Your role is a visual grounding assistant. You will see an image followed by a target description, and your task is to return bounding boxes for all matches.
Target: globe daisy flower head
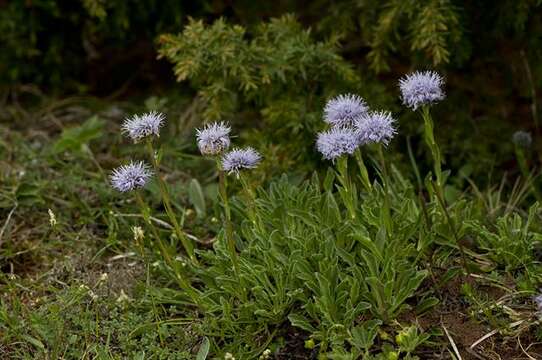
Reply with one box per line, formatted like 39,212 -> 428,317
324,94 -> 369,127
355,110 -> 397,146
316,127 -> 360,161
121,111 -> 165,142
399,71 -> 445,110
196,122 -> 231,156
512,130 -> 532,148
222,147 -> 262,174
110,161 -> 153,192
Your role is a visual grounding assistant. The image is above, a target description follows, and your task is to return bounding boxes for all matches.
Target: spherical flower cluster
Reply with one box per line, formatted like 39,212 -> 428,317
196,122 -> 231,156
512,130 -> 532,148
122,111 -> 165,142
324,94 -> 369,127
355,111 -> 396,146
110,161 -> 153,192
222,147 -> 262,174
316,127 -> 360,160
399,71 -> 445,110
535,292 -> 542,312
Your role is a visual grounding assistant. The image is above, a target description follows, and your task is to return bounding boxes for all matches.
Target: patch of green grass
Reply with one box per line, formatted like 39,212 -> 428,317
0,95 -> 209,358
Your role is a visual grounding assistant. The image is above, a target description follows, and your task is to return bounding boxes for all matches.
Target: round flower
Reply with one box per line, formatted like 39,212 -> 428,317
512,130 -> 532,148
399,71 -> 445,110
121,111 -> 165,142
324,94 -> 369,127
316,127 -> 359,160
196,122 -> 231,155
110,161 -> 153,192
222,147 -> 262,174
355,111 -> 396,145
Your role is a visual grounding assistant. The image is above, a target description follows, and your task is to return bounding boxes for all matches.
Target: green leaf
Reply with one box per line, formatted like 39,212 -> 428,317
188,178 -> 206,218
22,334 -> 45,350
15,182 -> 45,206
322,191 -> 341,225
350,320 -> 382,352
52,116 -> 104,154
288,313 -> 316,332
415,296 -> 439,315
196,337 -> 210,360
323,168 -> 335,192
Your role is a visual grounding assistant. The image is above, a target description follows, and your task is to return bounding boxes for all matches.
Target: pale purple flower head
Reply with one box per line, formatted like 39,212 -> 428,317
110,161 -> 153,192
324,94 -> 369,127
534,293 -> 542,312
316,127 -> 359,160
355,111 -> 397,145
512,131 -> 532,148
399,71 -> 445,110
122,111 -> 165,142
222,147 -> 261,174
196,122 -> 231,156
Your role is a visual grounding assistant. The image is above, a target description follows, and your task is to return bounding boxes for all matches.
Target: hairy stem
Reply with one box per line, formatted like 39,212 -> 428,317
145,139 -> 196,263
432,182 -> 469,273
336,156 -> 357,220
354,148 -> 372,192
134,191 -> 200,304
515,146 -> 542,202
377,144 -> 392,235
239,173 -> 257,224
217,163 -> 241,280
421,106 -> 443,188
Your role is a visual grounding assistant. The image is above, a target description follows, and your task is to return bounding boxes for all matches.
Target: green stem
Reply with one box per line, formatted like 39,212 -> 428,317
407,135 -> 432,245
145,139 -> 196,264
218,165 -> 241,279
239,173 -> 257,224
421,106 -> 443,188
354,148 -> 372,192
134,191 -> 200,304
515,147 -> 542,202
376,145 -> 392,235
406,136 -> 423,192
419,106 -> 469,271
336,156 -> 357,220
431,182 -> 469,273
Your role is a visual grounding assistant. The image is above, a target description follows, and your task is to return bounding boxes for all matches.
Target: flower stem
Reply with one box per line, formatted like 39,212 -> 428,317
420,107 -> 469,272
145,139 -> 196,264
217,163 -> 240,279
354,148 -> 372,192
432,183 -> 470,273
515,146 -> 542,202
134,191 -> 201,304
376,144 -> 392,235
239,173 -> 257,224
336,156 -> 357,220
421,106 -> 443,188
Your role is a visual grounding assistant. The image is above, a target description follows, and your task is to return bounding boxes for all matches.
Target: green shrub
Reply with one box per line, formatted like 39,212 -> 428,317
157,15 -> 368,171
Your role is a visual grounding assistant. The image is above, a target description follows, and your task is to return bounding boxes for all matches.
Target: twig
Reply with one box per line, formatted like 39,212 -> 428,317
115,213 -> 174,229
0,204 -> 17,246
518,334 -> 538,360
114,213 -> 209,243
109,252 -> 137,261
470,328 -> 498,350
470,320 -> 525,350
442,322 -> 463,360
